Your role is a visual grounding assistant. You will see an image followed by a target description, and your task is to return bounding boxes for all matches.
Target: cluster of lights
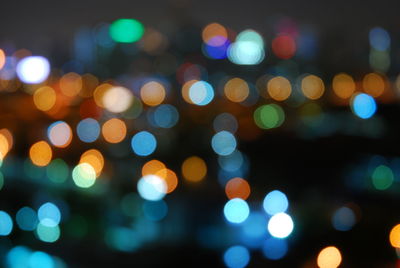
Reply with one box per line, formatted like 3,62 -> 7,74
0,16 -> 398,268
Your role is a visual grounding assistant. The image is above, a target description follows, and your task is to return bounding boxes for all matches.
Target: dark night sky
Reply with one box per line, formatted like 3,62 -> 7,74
1,0 -> 400,49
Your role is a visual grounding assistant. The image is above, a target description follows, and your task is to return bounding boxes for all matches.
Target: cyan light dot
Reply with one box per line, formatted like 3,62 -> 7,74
131,131 -> 157,156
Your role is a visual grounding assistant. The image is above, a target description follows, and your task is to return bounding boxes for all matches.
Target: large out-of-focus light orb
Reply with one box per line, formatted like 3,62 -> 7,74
29,141 -> 52,167
33,86 -> 56,111
301,75 -> 325,100
224,198 -> 250,224
152,104 -> 179,128
6,246 -> 31,267
211,131 -> 237,156
36,223 -> 60,243
371,164 -> 393,190
0,211 -> 13,236
16,206 -> 38,231
254,104 -> 285,129
272,35 -> 296,59
369,27 -> 390,51
110,19 -> 144,43
351,93 -> 377,119
103,86 -> 133,113
332,73 -> 356,99
267,212 -> 294,238
263,190 -> 289,216
72,163 -> 96,188
181,156 -> 207,182
16,56 -> 50,84
102,118 -> 127,143
223,245 -> 250,268
131,131 -> 157,156
332,206 -> 356,231
188,81 -> 214,106
38,202 -> 61,227
29,251 -> 54,268
80,149 -> 104,177
228,30 -> 264,65
317,246 -> 342,268
47,121 -> 72,148
77,118 -> 100,143
225,177 -> 250,200
137,174 -> 167,201
140,81 -> 166,106
389,223 -> 400,248
228,41 -> 264,65
267,76 -> 292,101
224,78 -> 249,103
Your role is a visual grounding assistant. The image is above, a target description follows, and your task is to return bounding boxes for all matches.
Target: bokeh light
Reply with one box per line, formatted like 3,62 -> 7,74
332,206 -> 356,231
28,251 -> 54,268
362,73 -> 385,97
371,164 -> 393,190
59,72 -> 82,97
155,168 -> 178,194
369,27 -> 390,51
263,190 -> 289,216
188,81 -> 214,106
77,118 -> 100,143
211,131 -> 237,156
103,86 -> 133,113
151,104 -> 179,128
224,78 -> 249,103
72,163 -> 96,188
102,118 -> 127,143
272,35 -> 296,59
80,149 -> 104,177
140,81 -> 166,106
202,23 -> 228,46
36,223 -> 60,243
332,73 -> 356,99
267,212 -> 294,238
29,141 -> 52,167
47,121 -> 73,148
213,113 -> 238,133
182,156 -> 207,182
38,202 -> 61,227
228,30 -> 265,65
225,177 -> 250,200
389,224 -> 400,248
131,131 -> 157,156
16,206 -> 38,231
16,56 -> 50,84
351,93 -> 377,119
317,246 -> 342,268
267,76 -> 292,101
301,75 -> 325,100
142,200 -> 168,221
224,198 -> 250,224
0,211 -> 13,236
33,86 -> 56,111
142,160 -> 166,177
254,104 -> 285,129
137,174 -> 167,201
223,245 -> 250,268
0,49 -> 5,70
110,18 -> 144,43
46,158 -> 69,183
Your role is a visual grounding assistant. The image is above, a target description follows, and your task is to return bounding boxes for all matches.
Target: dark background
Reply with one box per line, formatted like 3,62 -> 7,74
1,0 -> 400,267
